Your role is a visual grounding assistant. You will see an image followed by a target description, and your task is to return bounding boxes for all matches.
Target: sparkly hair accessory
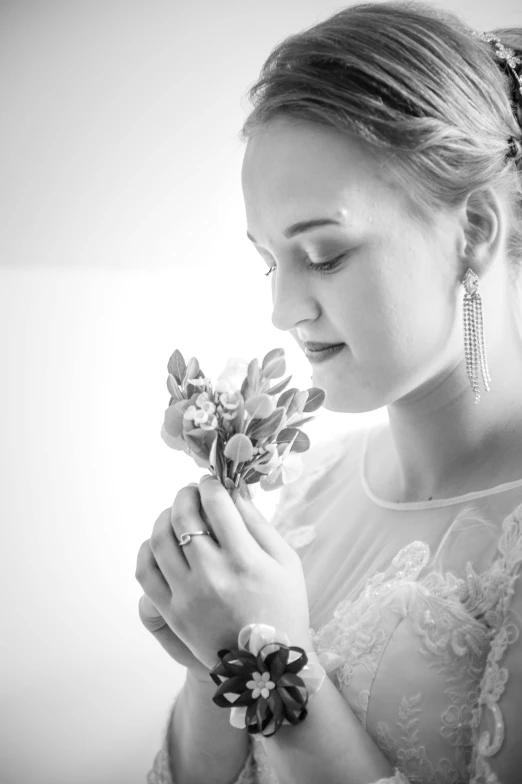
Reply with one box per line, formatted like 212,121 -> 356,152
209,623 -> 326,739
473,31 -> 522,158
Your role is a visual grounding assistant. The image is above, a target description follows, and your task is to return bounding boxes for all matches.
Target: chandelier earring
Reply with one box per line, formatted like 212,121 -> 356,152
463,268 -> 492,404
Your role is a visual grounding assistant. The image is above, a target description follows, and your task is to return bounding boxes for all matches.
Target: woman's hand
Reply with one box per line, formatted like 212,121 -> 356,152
135,475 -> 313,673
138,593 -> 212,681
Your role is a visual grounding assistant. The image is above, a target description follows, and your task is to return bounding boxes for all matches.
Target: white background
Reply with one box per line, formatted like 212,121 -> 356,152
1,1 -> 520,782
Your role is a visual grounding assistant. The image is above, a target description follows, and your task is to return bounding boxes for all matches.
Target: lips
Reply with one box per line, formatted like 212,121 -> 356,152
304,341 -> 344,351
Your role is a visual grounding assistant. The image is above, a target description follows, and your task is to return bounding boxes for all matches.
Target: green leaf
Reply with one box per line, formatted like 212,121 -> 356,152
247,358 -> 260,392
245,394 -> 275,419
287,415 -> 316,429
186,428 -> 207,439
262,356 -> 286,380
160,424 -> 186,451
246,406 -> 286,441
210,434 -> 226,482
209,434 -> 219,472
259,466 -> 285,491
277,388 -> 300,411
288,390 -> 308,418
243,469 -> 264,485
167,349 -> 186,385
266,374 -> 292,397
167,373 -> 185,401
187,428 -> 218,454
183,357 -> 200,388
186,382 -> 198,398
184,433 -> 206,456
303,387 -> 326,413
224,433 -> 254,463
261,347 -> 285,371
276,427 -> 311,453
163,400 -> 191,438
240,376 -> 250,401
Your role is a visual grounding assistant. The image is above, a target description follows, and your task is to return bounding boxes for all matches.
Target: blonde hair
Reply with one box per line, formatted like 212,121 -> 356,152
239,1 -> 522,284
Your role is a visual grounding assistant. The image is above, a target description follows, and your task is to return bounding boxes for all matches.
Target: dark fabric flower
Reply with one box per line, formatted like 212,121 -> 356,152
209,623 -> 326,739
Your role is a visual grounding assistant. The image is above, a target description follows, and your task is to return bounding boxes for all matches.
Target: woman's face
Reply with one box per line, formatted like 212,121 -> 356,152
241,117 -> 466,413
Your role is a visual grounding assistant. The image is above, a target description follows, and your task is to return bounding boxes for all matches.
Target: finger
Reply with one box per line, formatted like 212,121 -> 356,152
135,539 -> 173,615
198,475 -> 277,561
138,594 -> 168,633
166,486 -> 220,572
233,491 -> 293,564
171,484 -> 219,545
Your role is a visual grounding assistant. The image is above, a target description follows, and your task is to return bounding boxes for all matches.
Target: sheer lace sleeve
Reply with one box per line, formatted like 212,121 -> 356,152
468,514 -> 522,784
145,692 -> 258,783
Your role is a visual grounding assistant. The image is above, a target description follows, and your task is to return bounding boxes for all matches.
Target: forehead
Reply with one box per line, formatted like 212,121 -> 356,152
241,118 -> 398,232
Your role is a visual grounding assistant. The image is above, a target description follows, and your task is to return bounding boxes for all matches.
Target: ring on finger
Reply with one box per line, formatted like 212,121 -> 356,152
177,530 -> 212,547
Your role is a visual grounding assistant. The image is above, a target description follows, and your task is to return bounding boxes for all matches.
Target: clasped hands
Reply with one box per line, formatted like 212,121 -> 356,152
136,474 -> 313,676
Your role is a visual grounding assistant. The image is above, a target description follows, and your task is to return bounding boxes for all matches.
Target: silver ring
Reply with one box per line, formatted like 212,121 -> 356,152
178,530 -> 211,547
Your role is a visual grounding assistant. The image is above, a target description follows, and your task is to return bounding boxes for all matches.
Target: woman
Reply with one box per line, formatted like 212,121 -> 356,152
137,2 -> 522,782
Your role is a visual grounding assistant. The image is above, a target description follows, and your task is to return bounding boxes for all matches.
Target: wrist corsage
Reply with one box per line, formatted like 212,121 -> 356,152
209,623 -> 326,739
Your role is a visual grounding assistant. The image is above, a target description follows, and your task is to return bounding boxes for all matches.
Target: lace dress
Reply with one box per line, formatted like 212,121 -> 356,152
146,423 -> 522,784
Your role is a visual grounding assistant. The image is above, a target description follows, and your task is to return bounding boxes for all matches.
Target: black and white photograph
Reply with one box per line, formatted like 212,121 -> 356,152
1,1 -> 522,782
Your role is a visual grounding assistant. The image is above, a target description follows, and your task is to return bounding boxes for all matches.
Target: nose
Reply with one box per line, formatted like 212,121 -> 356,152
270,265 -> 319,332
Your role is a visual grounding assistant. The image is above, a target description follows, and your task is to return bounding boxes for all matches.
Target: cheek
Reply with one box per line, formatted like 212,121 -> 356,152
341,271 -> 446,365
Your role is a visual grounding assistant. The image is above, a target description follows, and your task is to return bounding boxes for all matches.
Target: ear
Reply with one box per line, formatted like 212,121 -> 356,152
460,187 -> 503,277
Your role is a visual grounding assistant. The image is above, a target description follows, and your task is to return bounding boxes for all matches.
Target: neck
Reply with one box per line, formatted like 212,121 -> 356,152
385,287 -> 522,503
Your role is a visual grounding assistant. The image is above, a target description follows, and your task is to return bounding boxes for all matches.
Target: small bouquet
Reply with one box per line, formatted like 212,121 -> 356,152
160,348 -> 325,499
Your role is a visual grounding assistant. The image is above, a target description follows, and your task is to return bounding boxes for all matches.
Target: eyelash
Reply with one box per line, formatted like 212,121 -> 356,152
263,254 -> 346,278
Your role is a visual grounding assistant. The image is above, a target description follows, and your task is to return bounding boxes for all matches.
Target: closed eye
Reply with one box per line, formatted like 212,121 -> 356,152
264,253 -> 347,278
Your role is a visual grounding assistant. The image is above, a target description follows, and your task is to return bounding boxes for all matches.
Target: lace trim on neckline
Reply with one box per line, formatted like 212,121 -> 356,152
360,424 -> 522,511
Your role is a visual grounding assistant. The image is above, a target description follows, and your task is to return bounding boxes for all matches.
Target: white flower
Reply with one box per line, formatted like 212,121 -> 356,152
193,409 -> 209,425
219,391 -> 241,410
214,357 -> 249,394
183,405 -> 198,420
246,671 -> 276,700
196,393 -> 216,415
200,414 -> 218,430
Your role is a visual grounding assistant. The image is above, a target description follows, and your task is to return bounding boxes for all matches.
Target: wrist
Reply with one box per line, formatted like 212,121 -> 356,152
186,667 -> 215,688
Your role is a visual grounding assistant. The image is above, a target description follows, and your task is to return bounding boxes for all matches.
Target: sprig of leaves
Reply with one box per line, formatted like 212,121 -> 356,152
161,347 -> 326,497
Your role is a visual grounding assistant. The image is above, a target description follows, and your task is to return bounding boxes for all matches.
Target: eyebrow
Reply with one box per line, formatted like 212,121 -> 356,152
246,218 -> 343,244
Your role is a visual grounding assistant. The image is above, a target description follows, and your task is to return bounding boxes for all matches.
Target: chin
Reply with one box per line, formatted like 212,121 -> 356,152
317,381 -> 383,414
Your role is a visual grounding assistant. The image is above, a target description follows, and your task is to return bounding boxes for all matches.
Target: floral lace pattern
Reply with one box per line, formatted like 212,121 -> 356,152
469,512 -> 522,783
307,502 -> 522,784
145,426 -> 522,784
